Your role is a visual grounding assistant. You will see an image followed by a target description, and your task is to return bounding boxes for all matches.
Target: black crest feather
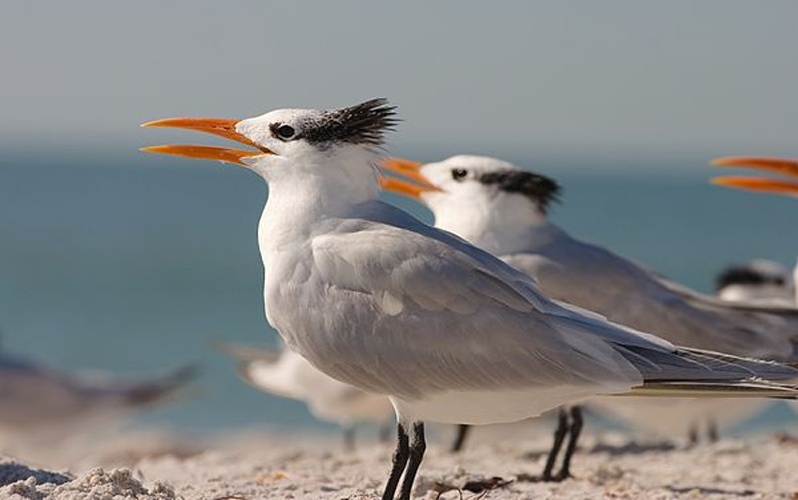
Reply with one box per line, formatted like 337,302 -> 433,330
715,264 -> 786,291
479,170 -> 562,214
301,98 -> 398,147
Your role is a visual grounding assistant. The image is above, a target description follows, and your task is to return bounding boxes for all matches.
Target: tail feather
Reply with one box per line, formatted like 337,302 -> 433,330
626,379 -> 798,399
617,343 -> 798,383
124,363 -> 200,406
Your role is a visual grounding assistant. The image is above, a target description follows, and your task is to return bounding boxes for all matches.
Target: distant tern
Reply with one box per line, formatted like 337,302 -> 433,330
382,154 -> 798,463
716,260 -> 795,306
711,155 -> 798,308
143,100 -> 798,500
219,342 -> 393,448
381,155 -> 798,360
712,156 -> 798,307
601,260 -> 798,442
0,351 -> 196,436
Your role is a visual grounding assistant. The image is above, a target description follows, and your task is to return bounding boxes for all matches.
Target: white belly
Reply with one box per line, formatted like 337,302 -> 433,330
390,382 -> 632,425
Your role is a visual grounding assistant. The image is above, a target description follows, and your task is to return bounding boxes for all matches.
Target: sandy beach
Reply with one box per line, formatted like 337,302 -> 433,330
2,424 -> 797,500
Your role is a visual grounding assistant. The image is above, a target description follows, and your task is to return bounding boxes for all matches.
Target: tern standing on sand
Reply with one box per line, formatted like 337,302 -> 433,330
380,155 -> 798,361
381,155 -> 798,453
143,100 -> 798,500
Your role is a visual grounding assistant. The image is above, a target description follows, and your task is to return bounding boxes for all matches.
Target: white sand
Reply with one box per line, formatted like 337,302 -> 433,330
2,427 -> 797,499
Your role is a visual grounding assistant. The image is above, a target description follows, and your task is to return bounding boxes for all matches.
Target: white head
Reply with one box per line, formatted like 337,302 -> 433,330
715,259 -> 795,305
381,155 -> 561,249
142,98 -> 398,204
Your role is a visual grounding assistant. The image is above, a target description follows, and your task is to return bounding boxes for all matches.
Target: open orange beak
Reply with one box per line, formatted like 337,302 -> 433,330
379,157 -> 441,199
710,156 -> 798,197
140,117 -> 273,166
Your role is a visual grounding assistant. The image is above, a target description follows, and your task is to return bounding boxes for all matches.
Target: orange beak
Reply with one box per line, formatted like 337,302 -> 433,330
379,157 -> 441,199
711,156 -> 798,197
710,176 -> 798,196
140,117 -> 273,166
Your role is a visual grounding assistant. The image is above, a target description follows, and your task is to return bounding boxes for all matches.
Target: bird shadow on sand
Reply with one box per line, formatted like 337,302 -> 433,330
586,440 -> 678,456
519,439 -> 677,463
666,485 -> 757,497
428,476 -> 513,499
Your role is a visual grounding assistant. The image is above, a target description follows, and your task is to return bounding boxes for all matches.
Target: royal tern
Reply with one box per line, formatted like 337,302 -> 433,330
381,155 -> 798,359
219,342 -> 393,448
712,156 -> 798,307
716,259 -> 795,306
143,100 -> 798,500
0,351 -> 196,437
382,154 -> 798,463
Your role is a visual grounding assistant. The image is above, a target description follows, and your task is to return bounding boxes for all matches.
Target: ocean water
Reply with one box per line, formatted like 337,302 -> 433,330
1,150 -> 797,435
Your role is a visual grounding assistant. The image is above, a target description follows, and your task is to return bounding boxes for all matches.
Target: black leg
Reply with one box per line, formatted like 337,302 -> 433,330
450,424 -> 470,453
382,423 -> 410,500
541,408 -> 569,481
343,425 -> 355,451
688,424 -> 698,445
707,419 -> 719,443
399,422 -> 426,500
555,405 -> 583,481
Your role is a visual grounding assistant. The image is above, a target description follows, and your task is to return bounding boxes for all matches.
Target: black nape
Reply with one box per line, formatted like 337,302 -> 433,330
479,169 -> 562,214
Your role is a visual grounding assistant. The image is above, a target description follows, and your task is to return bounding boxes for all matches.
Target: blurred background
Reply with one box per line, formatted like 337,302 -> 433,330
1,1 -> 797,434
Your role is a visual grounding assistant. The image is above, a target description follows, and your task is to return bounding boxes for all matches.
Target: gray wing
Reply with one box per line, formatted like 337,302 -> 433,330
303,202 -> 797,401
503,231 -> 798,362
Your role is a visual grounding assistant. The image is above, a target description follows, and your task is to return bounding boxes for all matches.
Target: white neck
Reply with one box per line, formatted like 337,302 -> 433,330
251,152 -> 381,314
427,192 -> 549,255
256,150 -> 380,241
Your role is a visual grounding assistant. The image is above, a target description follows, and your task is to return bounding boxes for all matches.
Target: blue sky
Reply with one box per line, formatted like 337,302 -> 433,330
2,1 -> 797,162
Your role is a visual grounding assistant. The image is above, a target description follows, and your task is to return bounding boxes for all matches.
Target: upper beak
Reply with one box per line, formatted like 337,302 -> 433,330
379,157 -> 441,199
710,156 -> 798,197
140,117 -> 273,166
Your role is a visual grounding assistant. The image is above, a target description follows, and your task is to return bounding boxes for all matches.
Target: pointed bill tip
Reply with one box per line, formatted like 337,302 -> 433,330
711,156 -> 798,177
382,157 -> 423,174
711,156 -> 748,167
140,117 -> 240,129
379,158 -> 441,198
139,144 -> 269,166
378,173 -> 441,200
140,145 -> 172,154
379,158 -> 440,195
711,176 -> 798,196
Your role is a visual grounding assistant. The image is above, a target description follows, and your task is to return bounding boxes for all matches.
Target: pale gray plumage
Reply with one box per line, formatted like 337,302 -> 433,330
414,155 -> 798,363
144,102 -> 798,500
272,201 -> 798,411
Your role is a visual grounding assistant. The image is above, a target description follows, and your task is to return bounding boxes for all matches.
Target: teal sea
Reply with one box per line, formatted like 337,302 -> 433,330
1,150 -> 797,435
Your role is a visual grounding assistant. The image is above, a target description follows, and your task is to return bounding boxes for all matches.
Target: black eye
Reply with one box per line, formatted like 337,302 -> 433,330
272,123 -> 296,140
451,168 -> 468,181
